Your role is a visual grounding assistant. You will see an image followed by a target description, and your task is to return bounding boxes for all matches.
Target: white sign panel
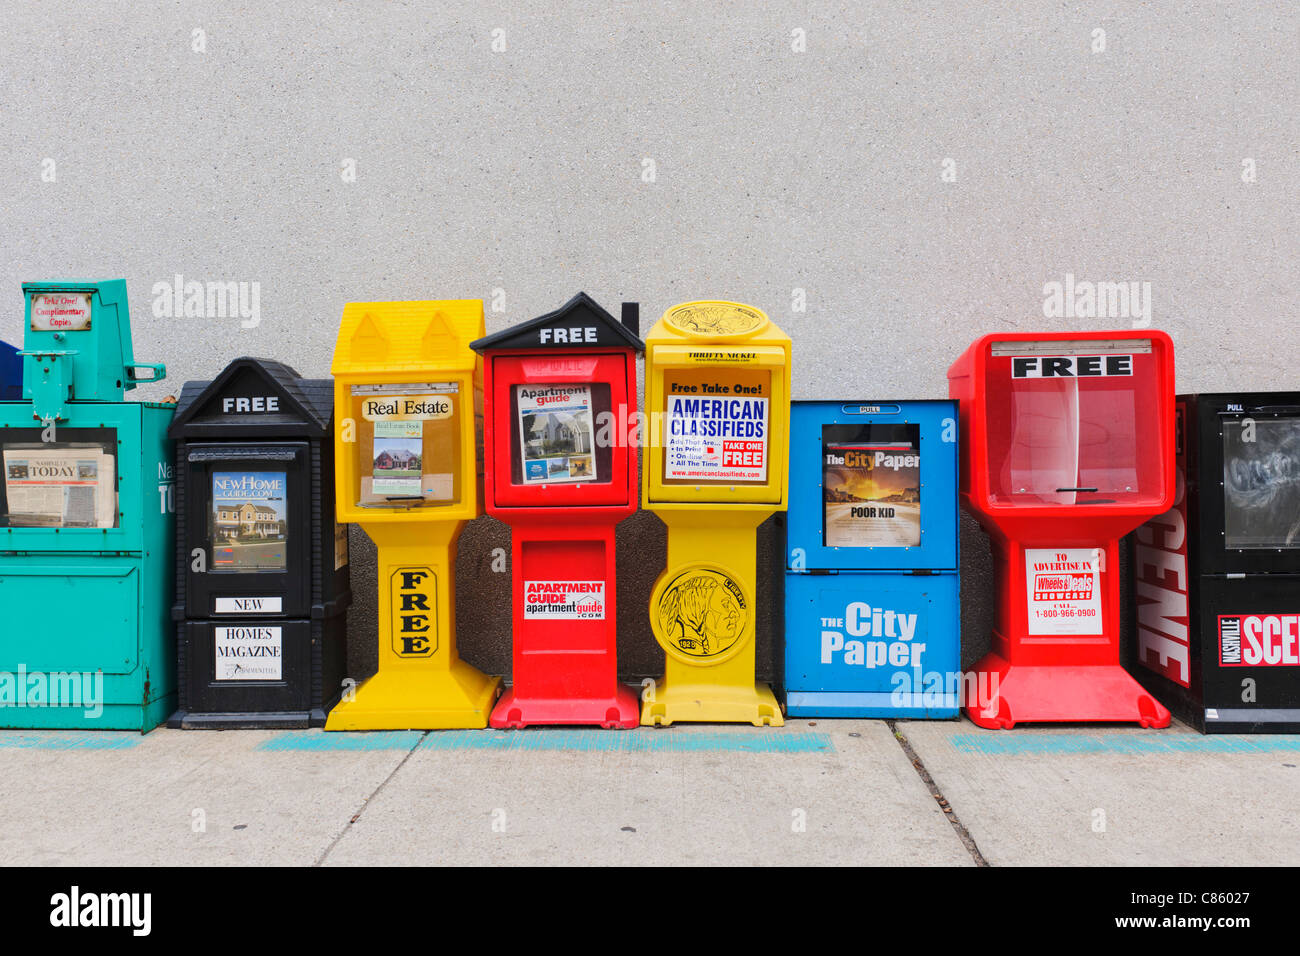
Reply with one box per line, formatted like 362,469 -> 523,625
30,293 -> 92,331
664,395 -> 768,483
523,580 -> 606,620
1025,548 -> 1103,635
214,625 -> 283,680
215,596 -> 283,614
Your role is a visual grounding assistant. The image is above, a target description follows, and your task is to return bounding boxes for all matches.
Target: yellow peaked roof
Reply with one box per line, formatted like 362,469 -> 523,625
332,300 -> 485,375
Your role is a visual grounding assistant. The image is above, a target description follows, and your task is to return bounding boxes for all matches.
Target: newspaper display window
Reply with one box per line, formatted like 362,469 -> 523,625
821,423 -> 921,549
508,382 -> 613,486
348,382 -> 464,509
209,470 -> 289,571
1,431 -> 118,529
982,341 -> 1166,508
1222,416 -> 1300,551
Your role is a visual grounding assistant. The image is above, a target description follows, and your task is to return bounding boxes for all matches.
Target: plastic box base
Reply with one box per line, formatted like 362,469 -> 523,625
167,708 -> 328,730
490,684 -> 640,729
641,680 -> 783,727
324,663 -> 501,731
1200,709 -> 1300,734
965,651 -> 1171,729
786,691 -> 958,719
0,694 -> 176,733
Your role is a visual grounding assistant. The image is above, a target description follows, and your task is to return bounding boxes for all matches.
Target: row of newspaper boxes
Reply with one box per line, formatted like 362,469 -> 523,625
0,280 -> 1296,734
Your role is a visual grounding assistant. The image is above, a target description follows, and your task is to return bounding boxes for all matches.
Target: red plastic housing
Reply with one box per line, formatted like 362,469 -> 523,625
948,330 -> 1176,728
481,350 -> 641,728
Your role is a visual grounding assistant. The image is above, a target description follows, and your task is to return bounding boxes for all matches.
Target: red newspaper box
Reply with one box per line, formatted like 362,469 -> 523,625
948,330 -> 1176,728
472,293 -> 643,728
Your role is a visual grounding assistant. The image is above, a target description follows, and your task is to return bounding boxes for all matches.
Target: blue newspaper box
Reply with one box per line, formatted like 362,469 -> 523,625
0,340 -> 20,399
783,400 -> 961,717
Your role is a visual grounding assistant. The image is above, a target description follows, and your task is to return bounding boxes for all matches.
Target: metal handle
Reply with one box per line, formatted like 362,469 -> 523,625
125,363 -> 166,383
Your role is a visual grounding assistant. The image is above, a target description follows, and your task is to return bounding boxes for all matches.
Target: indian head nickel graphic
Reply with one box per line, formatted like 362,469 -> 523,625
653,566 -> 750,661
664,302 -> 768,339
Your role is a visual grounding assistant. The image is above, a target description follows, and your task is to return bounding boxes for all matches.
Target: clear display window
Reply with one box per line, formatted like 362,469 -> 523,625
985,346 -> 1163,506
821,424 -> 921,547
510,382 -> 611,486
350,382 -> 463,509
1,437 -> 118,528
210,470 -> 289,570
1223,417 -> 1300,550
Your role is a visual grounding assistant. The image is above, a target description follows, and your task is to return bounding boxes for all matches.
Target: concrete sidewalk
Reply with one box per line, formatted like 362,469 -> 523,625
0,718 -> 1296,866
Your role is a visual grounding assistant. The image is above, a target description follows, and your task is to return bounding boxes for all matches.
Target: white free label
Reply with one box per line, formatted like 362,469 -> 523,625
523,581 -> 606,620
1025,548 -> 1103,635
215,596 -> 283,614
214,626 -> 283,680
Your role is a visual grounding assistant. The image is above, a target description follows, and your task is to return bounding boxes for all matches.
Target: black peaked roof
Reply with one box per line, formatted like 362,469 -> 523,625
471,292 -> 644,353
169,356 -> 333,438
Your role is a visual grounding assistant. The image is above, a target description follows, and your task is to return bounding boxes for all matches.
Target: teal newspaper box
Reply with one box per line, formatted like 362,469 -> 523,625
0,281 -> 175,730
783,400 -> 961,717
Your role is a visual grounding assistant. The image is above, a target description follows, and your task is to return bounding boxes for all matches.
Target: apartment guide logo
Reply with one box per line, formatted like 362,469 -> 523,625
1042,273 -> 1151,327
152,274 -> 261,328
524,581 -> 606,620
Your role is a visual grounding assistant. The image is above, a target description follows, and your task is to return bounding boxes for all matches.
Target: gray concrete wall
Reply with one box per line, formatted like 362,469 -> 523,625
1,2 -> 1295,684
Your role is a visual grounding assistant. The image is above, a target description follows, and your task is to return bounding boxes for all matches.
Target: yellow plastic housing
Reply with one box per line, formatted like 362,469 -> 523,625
642,301 -> 791,509
640,301 -> 791,726
326,300 -> 500,730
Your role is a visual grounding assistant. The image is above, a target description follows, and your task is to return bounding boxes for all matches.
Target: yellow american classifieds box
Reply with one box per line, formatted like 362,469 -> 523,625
641,300 -> 791,726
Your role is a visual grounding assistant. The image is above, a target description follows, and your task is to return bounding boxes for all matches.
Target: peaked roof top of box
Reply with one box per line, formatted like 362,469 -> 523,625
471,292 -> 644,353
333,299 -> 484,374
169,357 -> 332,437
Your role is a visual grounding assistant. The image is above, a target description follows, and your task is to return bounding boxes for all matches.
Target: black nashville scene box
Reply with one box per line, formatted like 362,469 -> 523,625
1130,391 -> 1300,732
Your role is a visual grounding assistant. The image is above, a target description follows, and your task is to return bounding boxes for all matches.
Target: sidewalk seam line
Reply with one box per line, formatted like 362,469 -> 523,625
312,732 -> 428,867
887,720 -> 989,867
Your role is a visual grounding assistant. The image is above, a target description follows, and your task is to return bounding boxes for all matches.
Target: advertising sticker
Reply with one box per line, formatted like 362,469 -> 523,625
214,625 -> 283,680
523,580 -> 606,620
1025,548 -> 1103,635
664,390 -> 769,483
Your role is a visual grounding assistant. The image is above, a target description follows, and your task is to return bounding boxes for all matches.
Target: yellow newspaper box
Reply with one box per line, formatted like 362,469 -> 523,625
642,301 -> 790,726
327,300 -> 501,729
